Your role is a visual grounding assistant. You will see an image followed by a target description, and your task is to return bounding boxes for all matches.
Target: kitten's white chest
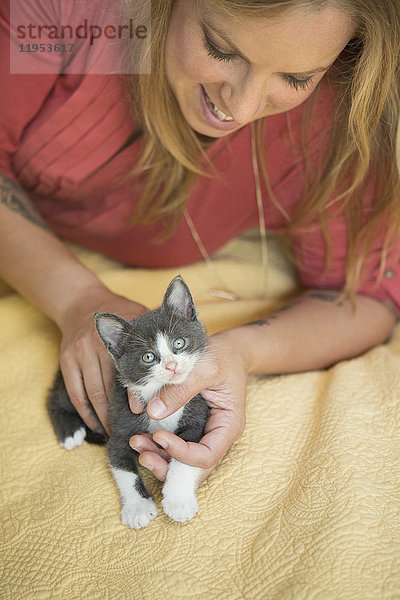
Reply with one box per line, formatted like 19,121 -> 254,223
147,406 -> 185,435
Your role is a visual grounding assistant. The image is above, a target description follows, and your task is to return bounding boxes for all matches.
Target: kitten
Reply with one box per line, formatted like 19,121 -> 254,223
47,276 -> 209,529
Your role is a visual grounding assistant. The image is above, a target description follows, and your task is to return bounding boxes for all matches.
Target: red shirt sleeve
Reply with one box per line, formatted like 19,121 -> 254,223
290,184 -> 400,316
0,3 -> 60,184
357,235 -> 400,315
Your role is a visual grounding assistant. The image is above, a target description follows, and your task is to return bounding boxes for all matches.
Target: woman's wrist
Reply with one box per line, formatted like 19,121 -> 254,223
210,326 -> 260,376
54,278 -> 117,331
213,291 -> 397,379
55,278 -> 149,335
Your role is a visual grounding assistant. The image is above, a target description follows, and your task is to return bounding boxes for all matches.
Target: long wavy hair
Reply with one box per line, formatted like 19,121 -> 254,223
124,0 -> 400,299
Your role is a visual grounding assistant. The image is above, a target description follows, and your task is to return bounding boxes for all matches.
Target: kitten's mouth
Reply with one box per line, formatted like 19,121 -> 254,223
168,371 -> 187,384
168,371 -> 180,380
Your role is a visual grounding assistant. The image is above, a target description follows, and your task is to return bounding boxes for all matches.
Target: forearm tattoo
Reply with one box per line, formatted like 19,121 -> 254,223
0,175 -> 47,229
245,300 -> 301,326
308,290 -> 344,305
246,317 -> 277,327
244,290 -> 345,327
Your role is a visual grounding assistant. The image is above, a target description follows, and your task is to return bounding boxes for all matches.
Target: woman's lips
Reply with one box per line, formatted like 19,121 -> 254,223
198,85 -> 239,131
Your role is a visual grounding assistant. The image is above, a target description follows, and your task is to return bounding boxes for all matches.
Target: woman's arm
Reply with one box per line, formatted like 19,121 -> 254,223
130,290 -> 396,481
0,175 -> 147,431
234,289 -> 396,375
0,175 -> 109,326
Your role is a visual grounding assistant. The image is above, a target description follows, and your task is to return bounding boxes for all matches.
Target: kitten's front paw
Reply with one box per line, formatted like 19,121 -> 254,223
162,494 -> 199,523
121,497 -> 158,529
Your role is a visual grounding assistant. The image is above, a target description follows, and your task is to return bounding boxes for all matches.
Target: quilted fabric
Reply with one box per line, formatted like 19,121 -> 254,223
1,232 -> 400,600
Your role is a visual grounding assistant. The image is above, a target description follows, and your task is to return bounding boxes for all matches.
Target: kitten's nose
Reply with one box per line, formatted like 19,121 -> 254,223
165,361 -> 178,374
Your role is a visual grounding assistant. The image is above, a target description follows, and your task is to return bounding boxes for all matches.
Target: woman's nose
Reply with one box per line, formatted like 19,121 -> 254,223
221,76 -> 266,124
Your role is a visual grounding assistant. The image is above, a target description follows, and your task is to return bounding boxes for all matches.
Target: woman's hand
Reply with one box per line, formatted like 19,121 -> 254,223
57,283 -> 148,434
129,329 -> 249,483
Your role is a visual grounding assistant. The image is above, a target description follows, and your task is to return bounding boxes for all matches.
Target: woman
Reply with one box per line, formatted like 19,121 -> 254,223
0,0 -> 399,483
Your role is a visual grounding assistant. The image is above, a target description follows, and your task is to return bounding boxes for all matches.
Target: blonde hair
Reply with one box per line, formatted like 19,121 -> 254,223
125,0 -> 400,298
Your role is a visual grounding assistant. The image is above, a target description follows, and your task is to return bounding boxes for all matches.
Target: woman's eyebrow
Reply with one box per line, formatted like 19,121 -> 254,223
202,18 -> 330,76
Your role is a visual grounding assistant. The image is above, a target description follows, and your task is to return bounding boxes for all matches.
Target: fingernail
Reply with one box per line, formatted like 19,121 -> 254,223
130,444 -> 142,453
129,393 -> 144,413
139,456 -> 153,471
149,397 -> 167,419
155,436 -> 168,450
95,427 -> 106,435
129,437 -> 141,452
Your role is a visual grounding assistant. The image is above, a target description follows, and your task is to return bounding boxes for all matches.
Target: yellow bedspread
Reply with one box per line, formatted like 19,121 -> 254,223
1,232 -> 400,600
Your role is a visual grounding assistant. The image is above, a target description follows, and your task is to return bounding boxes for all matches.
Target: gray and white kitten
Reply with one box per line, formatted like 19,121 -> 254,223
47,276 -> 209,529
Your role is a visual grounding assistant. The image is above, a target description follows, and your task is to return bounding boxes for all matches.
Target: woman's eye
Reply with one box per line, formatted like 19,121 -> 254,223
173,338 -> 186,351
203,31 -> 237,63
142,352 -> 156,364
202,28 -> 315,93
282,74 -> 314,92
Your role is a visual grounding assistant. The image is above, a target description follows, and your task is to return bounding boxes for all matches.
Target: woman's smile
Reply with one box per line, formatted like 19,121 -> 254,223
198,84 -> 239,131
202,85 -> 234,122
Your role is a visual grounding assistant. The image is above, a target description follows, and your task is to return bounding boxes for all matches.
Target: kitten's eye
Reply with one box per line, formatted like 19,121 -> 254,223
173,338 -> 186,351
142,352 -> 156,364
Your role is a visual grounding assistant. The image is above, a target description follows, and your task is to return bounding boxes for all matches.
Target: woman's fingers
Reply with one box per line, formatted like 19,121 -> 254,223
59,293 -> 149,432
146,360 -> 218,419
152,432 -> 215,469
81,353 -> 111,433
60,355 -> 104,433
130,433 -> 171,461
139,451 -> 169,480
130,433 -> 171,480
60,340 -> 112,433
132,404 -> 245,483
130,437 -> 216,483
152,407 -> 242,470
128,390 -> 146,414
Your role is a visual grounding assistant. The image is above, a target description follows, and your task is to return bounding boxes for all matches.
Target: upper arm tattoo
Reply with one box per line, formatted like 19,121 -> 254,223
0,175 -> 48,229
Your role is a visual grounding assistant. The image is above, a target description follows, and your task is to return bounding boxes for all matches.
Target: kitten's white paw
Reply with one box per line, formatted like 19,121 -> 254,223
162,494 -> 199,523
60,427 -> 86,451
121,498 -> 158,529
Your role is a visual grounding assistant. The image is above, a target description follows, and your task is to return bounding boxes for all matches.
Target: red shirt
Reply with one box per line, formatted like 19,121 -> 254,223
1,2 -> 400,314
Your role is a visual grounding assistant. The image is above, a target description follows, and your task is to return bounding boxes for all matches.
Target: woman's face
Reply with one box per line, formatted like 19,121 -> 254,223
165,0 -> 355,137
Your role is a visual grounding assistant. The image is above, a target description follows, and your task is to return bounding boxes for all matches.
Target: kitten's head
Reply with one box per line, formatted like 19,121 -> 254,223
94,276 -> 206,399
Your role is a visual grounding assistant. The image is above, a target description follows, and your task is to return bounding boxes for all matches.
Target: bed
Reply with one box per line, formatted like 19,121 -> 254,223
1,231 -> 399,599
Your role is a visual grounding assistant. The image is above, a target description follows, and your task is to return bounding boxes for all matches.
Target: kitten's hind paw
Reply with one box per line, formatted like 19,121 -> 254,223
60,427 -> 86,451
121,497 -> 158,529
162,495 -> 199,523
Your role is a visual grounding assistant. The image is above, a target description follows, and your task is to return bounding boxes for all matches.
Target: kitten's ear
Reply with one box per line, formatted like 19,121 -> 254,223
162,276 -> 198,321
94,312 -> 129,359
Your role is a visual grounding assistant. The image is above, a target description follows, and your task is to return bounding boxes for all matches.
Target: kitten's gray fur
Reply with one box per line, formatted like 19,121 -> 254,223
47,276 -> 209,528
